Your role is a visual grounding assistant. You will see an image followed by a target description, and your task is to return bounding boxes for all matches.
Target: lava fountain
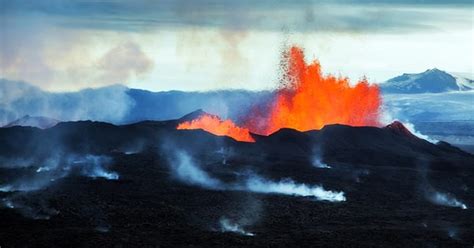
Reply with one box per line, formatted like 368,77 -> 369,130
177,45 -> 382,140
245,46 -> 381,135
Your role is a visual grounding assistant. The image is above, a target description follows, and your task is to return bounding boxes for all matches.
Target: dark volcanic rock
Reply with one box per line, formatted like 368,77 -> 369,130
384,120 -> 417,138
0,114 -> 473,247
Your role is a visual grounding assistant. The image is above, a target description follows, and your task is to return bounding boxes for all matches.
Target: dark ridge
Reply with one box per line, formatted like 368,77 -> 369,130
177,109 -> 210,122
384,121 -> 416,138
0,113 -> 472,169
1,110 -> 474,247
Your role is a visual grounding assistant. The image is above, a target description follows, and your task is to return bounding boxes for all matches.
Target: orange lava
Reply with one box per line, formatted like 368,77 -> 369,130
177,45 -> 382,141
177,114 -> 255,142
246,46 -> 382,135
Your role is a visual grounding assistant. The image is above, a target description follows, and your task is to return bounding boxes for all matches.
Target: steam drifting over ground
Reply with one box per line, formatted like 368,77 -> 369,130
168,151 -> 223,189
244,176 -> 346,202
418,159 -> 468,210
0,154 -> 119,193
429,192 -> 467,210
312,157 -> 331,169
219,217 -> 255,236
167,150 -> 345,202
0,153 -> 119,219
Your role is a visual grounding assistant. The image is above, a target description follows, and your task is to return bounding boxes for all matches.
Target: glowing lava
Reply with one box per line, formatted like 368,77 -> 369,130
177,114 -> 255,142
177,45 -> 382,140
246,46 -> 381,135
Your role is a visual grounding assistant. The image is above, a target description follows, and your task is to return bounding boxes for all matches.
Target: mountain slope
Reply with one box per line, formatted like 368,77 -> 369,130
380,68 -> 473,94
451,72 -> 474,90
0,79 -> 135,126
0,112 -> 471,169
3,115 -> 59,129
0,114 -> 473,246
2,78 -> 473,147
0,79 -> 272,127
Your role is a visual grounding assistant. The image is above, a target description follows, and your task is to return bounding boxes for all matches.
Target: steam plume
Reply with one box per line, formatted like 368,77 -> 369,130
219,217 -> 255,236
168,151 -> 223,189
0,154 -> 118,193
312,157 -> 331,169
167,150 -> 346,201
418,159 -> 467,210
429,192 -> 467,209
68,155 -> 119,180
244,176 -> 346,202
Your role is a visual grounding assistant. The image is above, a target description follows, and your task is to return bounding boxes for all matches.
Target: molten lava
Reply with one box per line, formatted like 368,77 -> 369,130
176,45 -> 382,141
246,46 -> 381,135
177,114 -> 255,142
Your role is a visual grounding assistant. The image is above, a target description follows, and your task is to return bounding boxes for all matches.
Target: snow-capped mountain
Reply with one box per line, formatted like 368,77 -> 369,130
380,68 -> 474,94
451,72 -> 474,91
3,115 -> 59,129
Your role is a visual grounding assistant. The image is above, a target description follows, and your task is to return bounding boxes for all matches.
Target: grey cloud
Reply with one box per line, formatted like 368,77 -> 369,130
1,0 -> 472,33
97,42 -> 154,84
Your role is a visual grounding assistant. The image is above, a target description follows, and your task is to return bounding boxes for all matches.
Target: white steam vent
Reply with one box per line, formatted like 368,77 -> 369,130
219,217 -> 255,236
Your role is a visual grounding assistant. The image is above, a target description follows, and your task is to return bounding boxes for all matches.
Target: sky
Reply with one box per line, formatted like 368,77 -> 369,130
0,0 -> 473,92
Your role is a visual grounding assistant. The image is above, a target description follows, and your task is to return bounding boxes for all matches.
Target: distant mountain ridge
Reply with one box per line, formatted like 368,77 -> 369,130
381,68 -> 474,94
0,79 -> 272,127
1,70 -> 473,129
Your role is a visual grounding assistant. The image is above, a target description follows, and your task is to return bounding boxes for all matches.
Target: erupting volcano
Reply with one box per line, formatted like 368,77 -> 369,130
177,45 -> 382,139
